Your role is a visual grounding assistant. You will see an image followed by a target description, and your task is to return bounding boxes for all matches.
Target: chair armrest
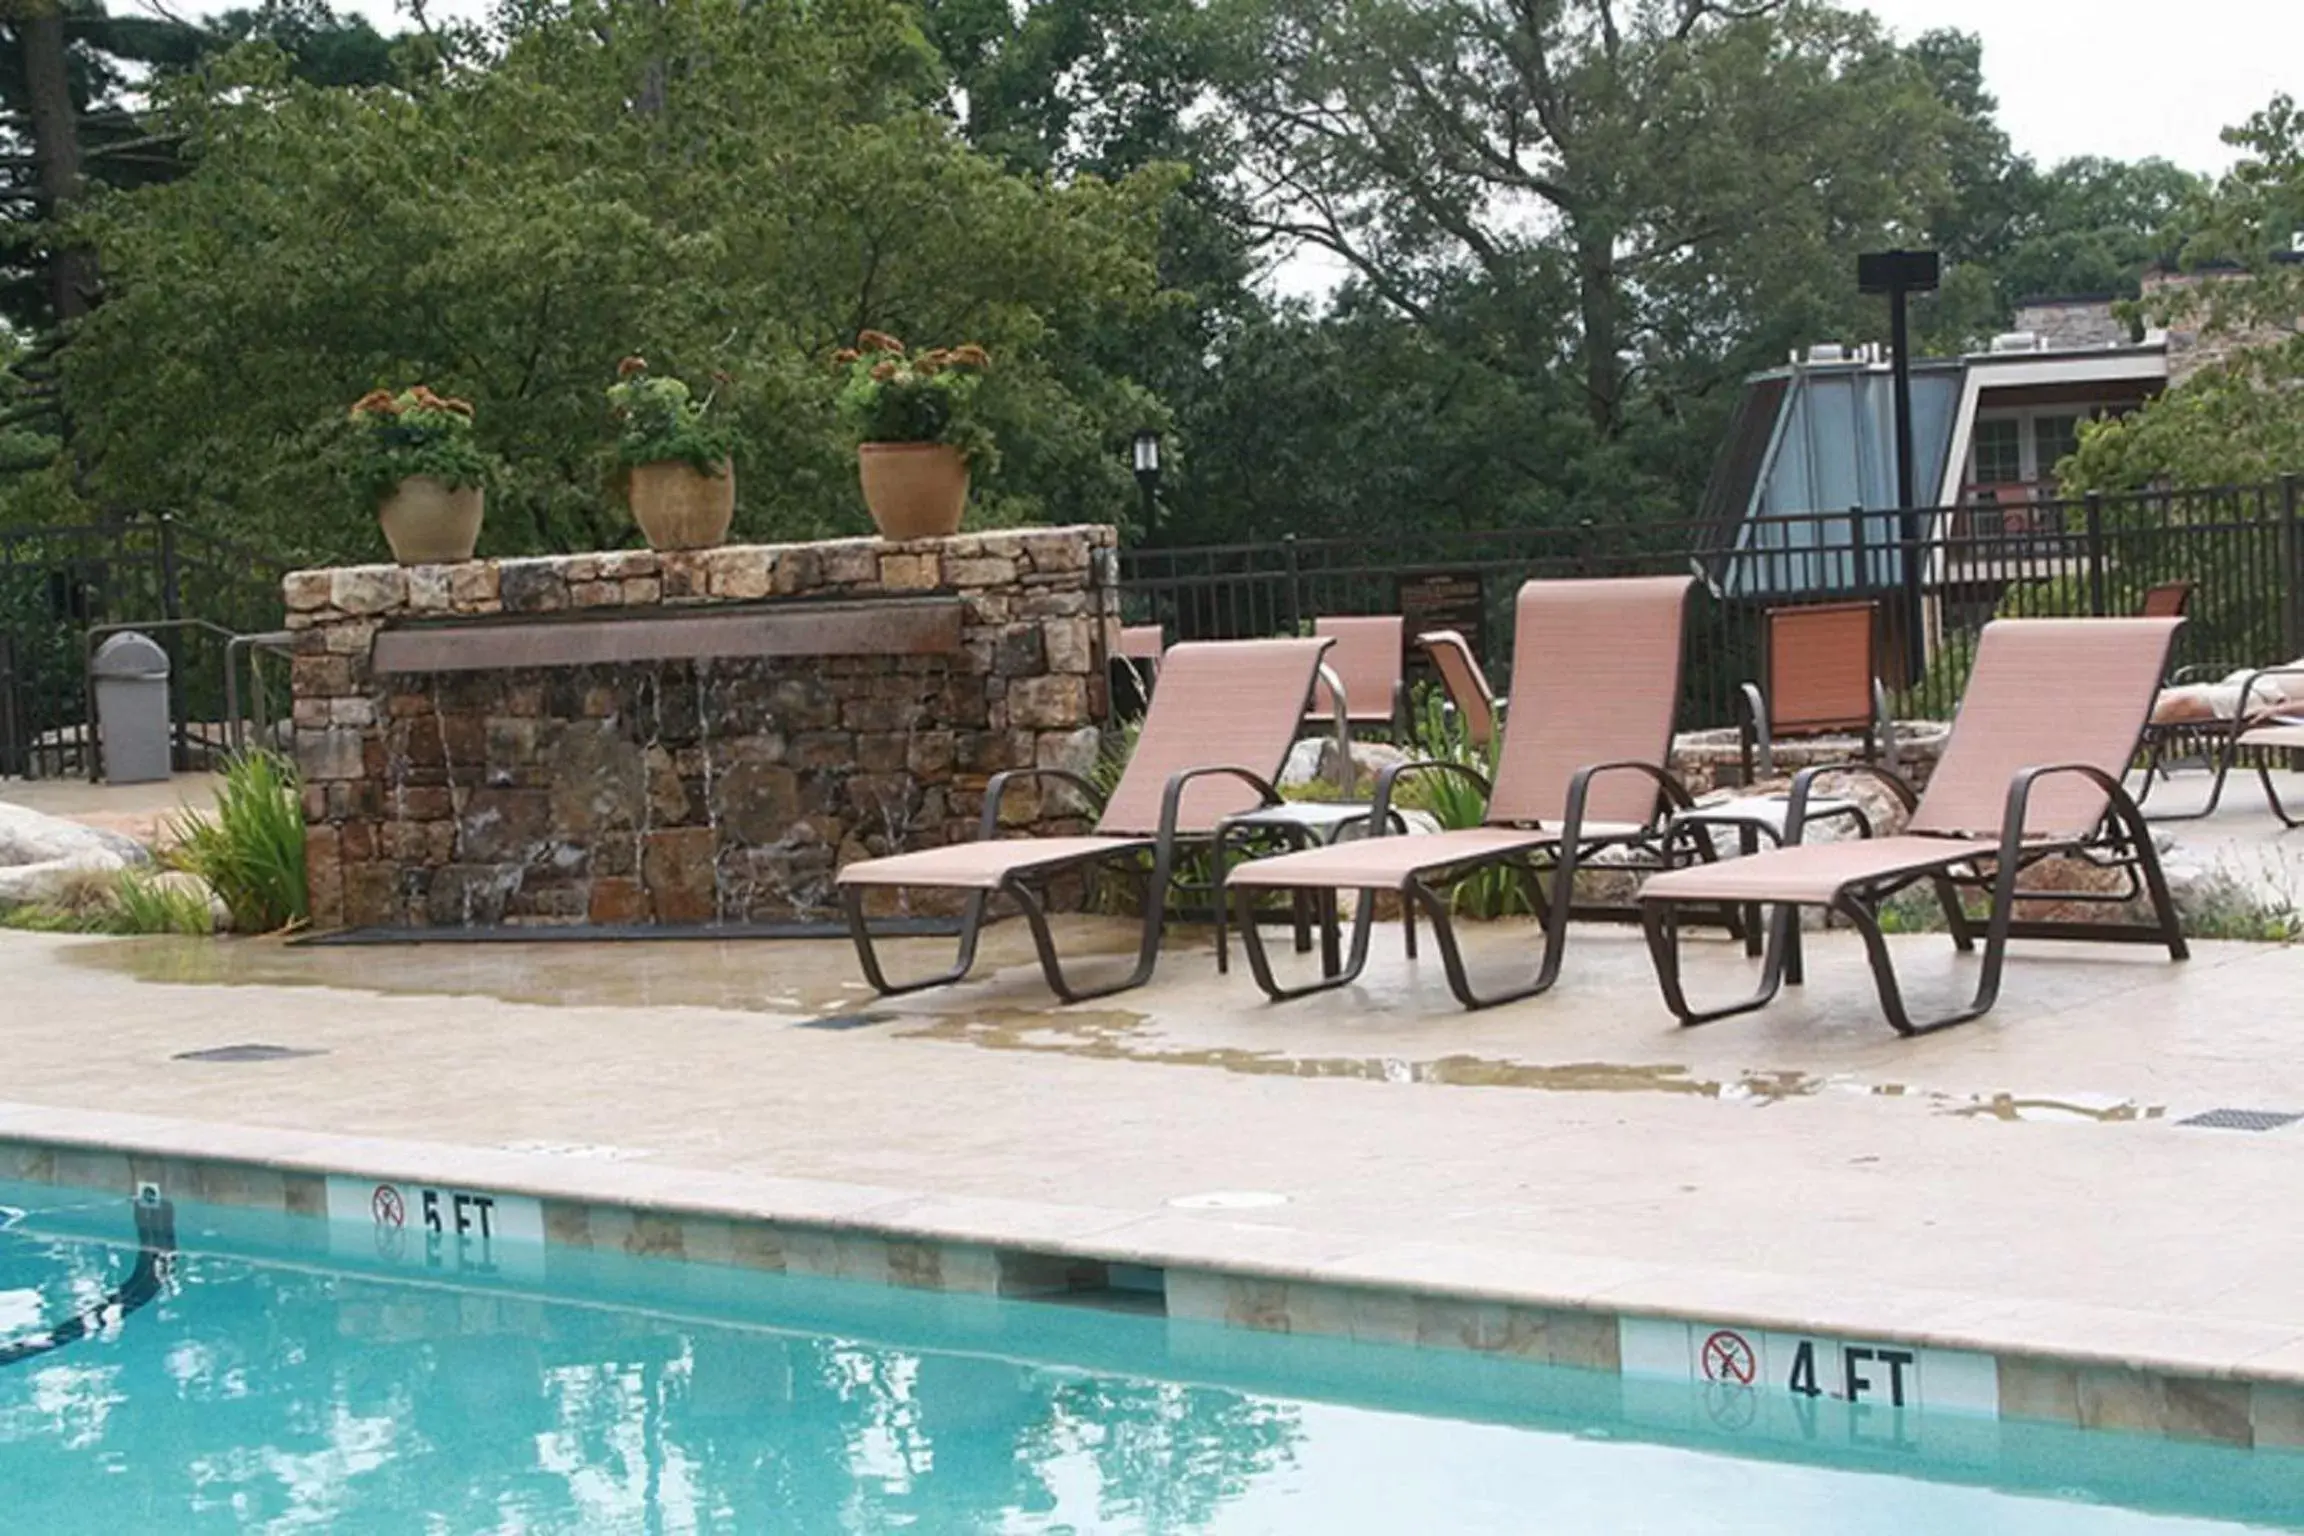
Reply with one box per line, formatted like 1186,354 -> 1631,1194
1559,759 -> 1691,840
2167,661 -> 2240,686
2233,666 -> 2304,724
1157,765 -> 1282,844
1368,757 -> 1493,831
1736,682 -> 1773,777
1995,761 -> 2143,864
979,767 -> 1106,839
1782,760 -> 1917,843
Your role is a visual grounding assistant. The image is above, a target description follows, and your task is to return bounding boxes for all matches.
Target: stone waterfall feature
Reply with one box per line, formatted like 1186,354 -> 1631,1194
283,528 -> 1118,930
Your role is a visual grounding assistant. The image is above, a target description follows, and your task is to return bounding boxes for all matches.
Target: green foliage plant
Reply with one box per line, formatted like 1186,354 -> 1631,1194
111,869 -> 216,935
605,355 -> 737,474
833,332 -> 996,468
1405,685 -> 1530,920
339,386 -> 488,508
169,750 -> 308,933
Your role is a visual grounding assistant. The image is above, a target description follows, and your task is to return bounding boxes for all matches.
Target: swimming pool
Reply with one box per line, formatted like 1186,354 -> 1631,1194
0,1181 -> 2296,1533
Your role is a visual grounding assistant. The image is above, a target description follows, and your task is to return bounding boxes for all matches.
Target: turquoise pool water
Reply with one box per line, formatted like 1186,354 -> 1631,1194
0,1183 -> 2297,1533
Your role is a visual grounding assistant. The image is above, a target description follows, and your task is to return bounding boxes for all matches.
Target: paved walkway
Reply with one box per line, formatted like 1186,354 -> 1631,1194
6,909 -> 2304,1382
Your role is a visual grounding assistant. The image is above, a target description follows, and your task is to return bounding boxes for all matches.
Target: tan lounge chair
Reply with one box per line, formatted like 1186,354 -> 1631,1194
1639,617 -> 2187,1037
1227,576 -> 1702,1010
1737,601 -> 1896,782
1311,616 -> 1406,735
836,637 -> 1331,1002
1417,629 -> 1498,750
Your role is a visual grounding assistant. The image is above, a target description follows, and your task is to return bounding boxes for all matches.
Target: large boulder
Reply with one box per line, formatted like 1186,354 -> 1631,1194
0,802 -> 150,905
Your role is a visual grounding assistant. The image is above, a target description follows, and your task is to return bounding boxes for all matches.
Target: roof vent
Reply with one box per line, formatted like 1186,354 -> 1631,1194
1990,330 -> 2042,353
1805,342 -> 1848,363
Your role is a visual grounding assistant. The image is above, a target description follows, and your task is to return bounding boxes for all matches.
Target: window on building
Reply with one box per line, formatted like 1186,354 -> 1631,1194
1971,417 -> 2024,486
2033,414 -> 2082,480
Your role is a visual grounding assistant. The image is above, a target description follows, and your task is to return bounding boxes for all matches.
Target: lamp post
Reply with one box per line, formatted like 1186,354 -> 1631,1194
1132,429 -> 1162,537
1857,247 -> 1940,683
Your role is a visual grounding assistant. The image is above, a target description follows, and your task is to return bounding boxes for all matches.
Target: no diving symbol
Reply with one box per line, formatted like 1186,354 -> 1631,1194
371,1184 -> 406,1228
1700,1329 -> 1757,1386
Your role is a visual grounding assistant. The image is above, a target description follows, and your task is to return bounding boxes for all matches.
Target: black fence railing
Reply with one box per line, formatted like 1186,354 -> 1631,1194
1118,478 -> 2304,731
0,515 -> 286,779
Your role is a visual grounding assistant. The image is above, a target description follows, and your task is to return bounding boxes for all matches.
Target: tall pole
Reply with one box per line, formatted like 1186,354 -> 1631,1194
1859,249 -> 1940,686
1889,285 -> 1923,683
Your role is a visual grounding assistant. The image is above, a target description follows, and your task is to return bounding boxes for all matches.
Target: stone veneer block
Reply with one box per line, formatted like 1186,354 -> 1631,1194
285,527 -> 1120,929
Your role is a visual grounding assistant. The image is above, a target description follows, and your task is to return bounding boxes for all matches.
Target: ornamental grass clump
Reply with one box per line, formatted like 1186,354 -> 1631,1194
170,750 -> 308,933
340,386 -> 488,506
832,332 -> 995,466
605,355 -> 737,474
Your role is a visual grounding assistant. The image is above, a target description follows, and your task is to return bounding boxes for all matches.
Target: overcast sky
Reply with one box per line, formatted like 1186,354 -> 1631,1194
165,0 -> 2301,173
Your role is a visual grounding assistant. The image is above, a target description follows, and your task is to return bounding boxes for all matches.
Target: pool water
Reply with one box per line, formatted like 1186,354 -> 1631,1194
0,1186 -> 2297,1533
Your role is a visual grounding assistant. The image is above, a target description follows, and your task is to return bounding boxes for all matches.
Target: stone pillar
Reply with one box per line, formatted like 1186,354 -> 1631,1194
283,527 -> 1120,930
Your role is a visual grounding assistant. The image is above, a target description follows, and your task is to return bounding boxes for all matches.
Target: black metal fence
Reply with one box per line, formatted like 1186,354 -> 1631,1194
0,516 -> 286,778
1118,478 -> 2304,730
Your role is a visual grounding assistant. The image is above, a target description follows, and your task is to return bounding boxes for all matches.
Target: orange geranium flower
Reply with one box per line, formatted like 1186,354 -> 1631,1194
617,355 -> 648,378
949,344 -> 990,369
350,389 -> 397,416
831,348 -> 860,364
857,330 -> 904,355
870,360 -> 899,382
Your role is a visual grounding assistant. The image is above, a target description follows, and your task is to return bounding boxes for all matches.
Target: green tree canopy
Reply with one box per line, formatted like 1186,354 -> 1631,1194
2065,97 -> 2304,494
58,0 -> 1177,562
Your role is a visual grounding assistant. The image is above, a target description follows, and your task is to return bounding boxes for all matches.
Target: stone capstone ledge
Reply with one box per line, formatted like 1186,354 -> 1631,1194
284,527 -> 1120,930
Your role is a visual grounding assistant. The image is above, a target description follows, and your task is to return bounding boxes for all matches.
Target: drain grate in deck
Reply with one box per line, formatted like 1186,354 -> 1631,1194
2175,1108 -> 2304,1132
172,1044 -> 327,1064
797,1012 -> 896,1031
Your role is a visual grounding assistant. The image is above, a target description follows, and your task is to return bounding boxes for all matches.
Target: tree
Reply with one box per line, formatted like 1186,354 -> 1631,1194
57,0 -> 1176,560
2064,96 -> 2304,494
0,0 -> 400,502
1214,0 -> 1971,448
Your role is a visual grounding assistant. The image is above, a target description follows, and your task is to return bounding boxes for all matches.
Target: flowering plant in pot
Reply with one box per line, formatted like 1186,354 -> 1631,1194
344,387 -> 489,565
832,332 -> 992,540
606,356 -> 741,551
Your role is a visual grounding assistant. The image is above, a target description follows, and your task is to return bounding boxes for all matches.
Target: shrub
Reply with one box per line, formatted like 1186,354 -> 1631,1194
336,386 -> 490,507
605,355 -> 738,473
170,750 -> 308,933
832,332 -> 996,468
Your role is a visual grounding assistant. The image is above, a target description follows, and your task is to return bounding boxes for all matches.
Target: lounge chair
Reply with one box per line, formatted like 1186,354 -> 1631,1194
1638,617 -> 2187,1037
1417,629 -> 1498,750
1736,601 -> 1896,783
1311,616 -> 1406,738
2140,580 -> 2195,620
2137,657 -> 2304,822
836,637 -> 1332,1003
1226,576 -> 1702,1010
1115,623 -> 1165,713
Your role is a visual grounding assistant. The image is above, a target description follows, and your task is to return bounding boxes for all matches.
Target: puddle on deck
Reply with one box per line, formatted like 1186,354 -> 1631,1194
898,1009 -> 2167,1123
58,932 -> 882,1015
58,936 -> 2167,1124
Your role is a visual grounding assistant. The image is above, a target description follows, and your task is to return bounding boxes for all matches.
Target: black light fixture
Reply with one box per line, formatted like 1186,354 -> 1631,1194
1858,247 -> 1940,682
1131,429 -> 1162,534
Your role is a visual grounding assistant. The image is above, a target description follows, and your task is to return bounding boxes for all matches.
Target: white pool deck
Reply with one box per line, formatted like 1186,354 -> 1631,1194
4,763 -> 2304,1403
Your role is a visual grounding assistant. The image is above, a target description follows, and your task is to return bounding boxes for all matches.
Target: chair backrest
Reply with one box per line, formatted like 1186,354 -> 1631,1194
1096,637 -> 1332,837
1486,576 -> 1694,828
2140,581 -> 2194,620
1417,629 -> 1496,749
1910,617 -> 2183,840
1118,624 -> 1167,661
1765,601 -> 1880,736
1309,616 -> 1404,725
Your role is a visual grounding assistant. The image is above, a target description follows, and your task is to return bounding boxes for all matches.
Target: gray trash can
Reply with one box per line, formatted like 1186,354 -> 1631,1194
92,631 -> 172,784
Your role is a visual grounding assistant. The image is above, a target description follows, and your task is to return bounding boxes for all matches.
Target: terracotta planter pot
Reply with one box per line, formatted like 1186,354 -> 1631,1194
857,443 -> 968,541
376,476 -> 484,565
627,459 -> 736,551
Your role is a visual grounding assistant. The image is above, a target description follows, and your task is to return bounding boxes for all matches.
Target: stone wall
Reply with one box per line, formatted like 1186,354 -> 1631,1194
284,527 -> 1118,931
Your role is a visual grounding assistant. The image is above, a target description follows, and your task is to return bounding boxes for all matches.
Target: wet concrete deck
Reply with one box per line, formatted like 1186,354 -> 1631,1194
4,908 -> 2304,1383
